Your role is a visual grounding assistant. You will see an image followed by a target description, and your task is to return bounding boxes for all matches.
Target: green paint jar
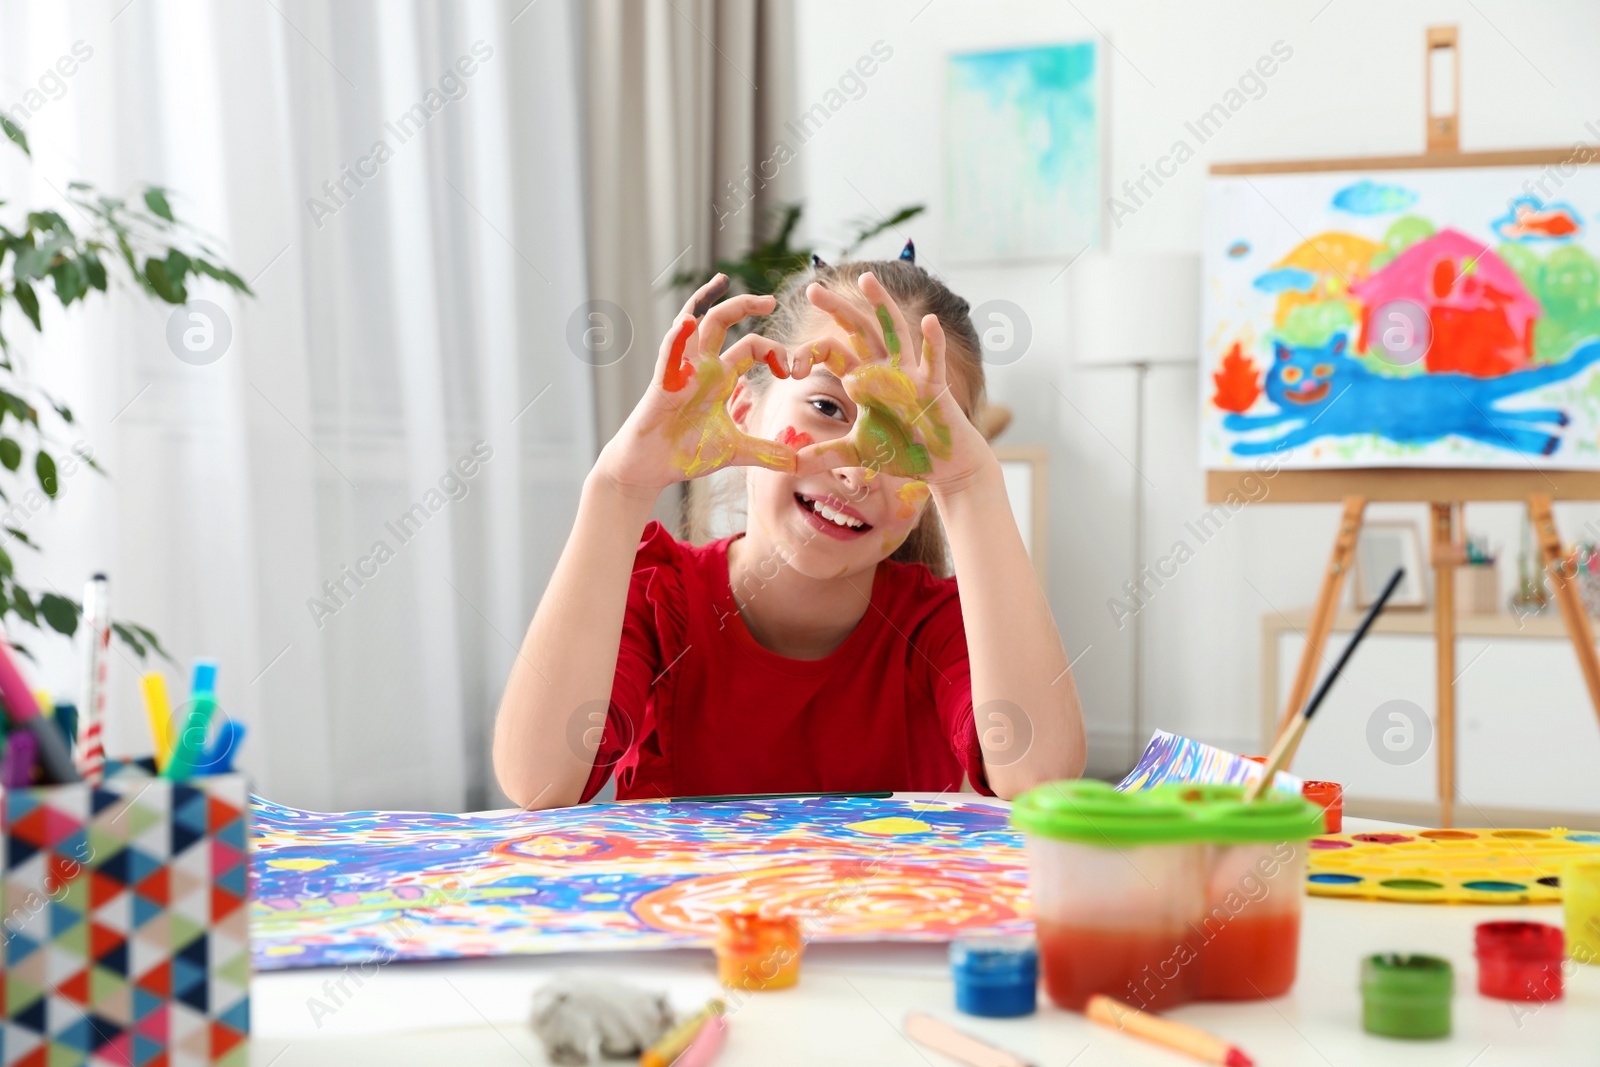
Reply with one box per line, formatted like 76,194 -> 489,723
1361,954 -> 1453,1039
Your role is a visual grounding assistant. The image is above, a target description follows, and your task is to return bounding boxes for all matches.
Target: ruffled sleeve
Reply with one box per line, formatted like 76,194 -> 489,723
578,521 -> 689,802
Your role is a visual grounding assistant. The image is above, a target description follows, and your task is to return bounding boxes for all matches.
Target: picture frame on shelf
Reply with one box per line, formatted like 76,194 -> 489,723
1355,520 -> 1427,609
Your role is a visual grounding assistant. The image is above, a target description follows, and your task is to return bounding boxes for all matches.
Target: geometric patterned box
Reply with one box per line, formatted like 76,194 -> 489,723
1,773 -> 249,1067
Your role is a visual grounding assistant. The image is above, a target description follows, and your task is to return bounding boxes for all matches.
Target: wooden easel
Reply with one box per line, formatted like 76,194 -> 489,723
1213,471 -> 1600,827
1212,27 -> 1600,825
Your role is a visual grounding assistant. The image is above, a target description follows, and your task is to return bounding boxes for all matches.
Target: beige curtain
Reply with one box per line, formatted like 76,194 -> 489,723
581,0 -> 799,478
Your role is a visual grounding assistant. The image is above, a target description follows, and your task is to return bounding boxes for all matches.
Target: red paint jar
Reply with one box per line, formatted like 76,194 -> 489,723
1301,781 -> 1343,833
1475,921 -> 1565,1002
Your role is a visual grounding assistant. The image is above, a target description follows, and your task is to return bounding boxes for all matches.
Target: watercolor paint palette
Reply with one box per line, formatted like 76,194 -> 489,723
1307,827 -> 1600,903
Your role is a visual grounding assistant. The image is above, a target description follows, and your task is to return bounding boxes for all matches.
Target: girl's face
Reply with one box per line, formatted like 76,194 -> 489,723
730,308 -> 966,579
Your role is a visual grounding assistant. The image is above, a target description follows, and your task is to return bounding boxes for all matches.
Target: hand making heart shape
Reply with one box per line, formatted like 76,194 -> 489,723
791,271 -> 991,491
594,270 -> 990,497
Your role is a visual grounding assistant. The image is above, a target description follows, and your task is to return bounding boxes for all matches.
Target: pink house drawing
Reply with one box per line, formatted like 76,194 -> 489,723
1352,228 -> 1542,377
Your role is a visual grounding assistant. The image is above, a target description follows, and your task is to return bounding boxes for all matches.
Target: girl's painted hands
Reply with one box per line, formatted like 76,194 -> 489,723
595,274 -> 800,493
794,271 -> 992,492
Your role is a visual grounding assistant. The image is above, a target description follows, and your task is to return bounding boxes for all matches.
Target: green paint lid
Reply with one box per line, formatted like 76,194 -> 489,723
1010,779 -> 1324,847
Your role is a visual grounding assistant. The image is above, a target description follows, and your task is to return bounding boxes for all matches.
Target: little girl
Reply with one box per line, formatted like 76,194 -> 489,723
494,253 -> 1085,808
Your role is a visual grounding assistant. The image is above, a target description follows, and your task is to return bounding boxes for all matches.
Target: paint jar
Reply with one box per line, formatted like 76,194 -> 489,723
1361,954 -> 1452,1039
1301,781 -> 1343,833
1475,921 -> 1565,1001
1012,780 -> 1322,1012
714,911 -> 802,991
1564,859 -> 1600,966
949,936 -> 1037,1017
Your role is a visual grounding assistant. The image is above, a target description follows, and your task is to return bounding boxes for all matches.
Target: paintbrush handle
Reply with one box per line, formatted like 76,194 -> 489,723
904,1013 -> 1030,1067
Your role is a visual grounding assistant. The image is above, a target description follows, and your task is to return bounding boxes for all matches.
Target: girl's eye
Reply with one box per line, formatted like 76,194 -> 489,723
809,397 -> 847,420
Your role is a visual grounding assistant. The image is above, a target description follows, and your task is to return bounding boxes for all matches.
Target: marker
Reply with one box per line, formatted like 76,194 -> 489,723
639,999 -> 724,1067
140,672 -> 175,770
164,663 -> 220,783
76,573 -> 111,783
194,720 -> 244,775
2,730 -> 38,789
0,627 -> 78,783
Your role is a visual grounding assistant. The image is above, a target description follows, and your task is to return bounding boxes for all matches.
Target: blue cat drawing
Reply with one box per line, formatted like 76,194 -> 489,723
1225,333 -> 1600,457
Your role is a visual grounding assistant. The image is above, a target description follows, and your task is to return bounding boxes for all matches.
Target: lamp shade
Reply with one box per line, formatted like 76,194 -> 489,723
1069,252 -> 1200,366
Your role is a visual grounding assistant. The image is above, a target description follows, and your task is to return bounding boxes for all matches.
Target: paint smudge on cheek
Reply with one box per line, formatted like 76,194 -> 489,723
662,319 -> 697,392
895,480 -> 930,519
776,426 -> 813,449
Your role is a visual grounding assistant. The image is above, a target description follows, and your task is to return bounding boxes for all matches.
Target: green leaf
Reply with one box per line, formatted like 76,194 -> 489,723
38,592 -> 76,635
143,187 -> 175,222
193,258 -> 252,295
144,256 -> 186,303
10,586 -> 37,626
82,251 -> 107,291
5,527 -> 36,548
35,451 -> 57,497
50,259 -> 86,305
848,205 -> 926,250
0,114 -> 28,156
0,438 -> 22,471
13,282 -> 41,330
165,248 -> 190,285
0,546 -> 13,577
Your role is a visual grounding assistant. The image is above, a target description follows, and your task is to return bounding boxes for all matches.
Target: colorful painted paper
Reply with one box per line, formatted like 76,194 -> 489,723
1116,730 -> 1301,793
2,774 -> 250,1067
1203,166 -> 1600,468
251,794 -> 1028,971
944,43 -> 1100,260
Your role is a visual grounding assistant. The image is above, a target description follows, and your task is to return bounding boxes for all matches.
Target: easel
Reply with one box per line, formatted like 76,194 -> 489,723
1211,27 -> 1600,825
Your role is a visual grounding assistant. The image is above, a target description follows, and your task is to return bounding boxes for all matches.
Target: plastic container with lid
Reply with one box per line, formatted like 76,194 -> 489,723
1475,921 -> 1565,1001
1361,954 -> 1452,1038
713,911 -> 802,991
949,936 -> 1037,1017
1301,780 -> 1343,833
1011,779 -> 1323,1011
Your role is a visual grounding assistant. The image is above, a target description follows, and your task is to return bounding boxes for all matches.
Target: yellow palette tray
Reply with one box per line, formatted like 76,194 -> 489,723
1306,827 -> 1600,904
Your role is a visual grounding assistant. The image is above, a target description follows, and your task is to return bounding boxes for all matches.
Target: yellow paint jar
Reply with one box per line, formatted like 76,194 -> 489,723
1564,859 -> 1600,966
715,911 -> 803,991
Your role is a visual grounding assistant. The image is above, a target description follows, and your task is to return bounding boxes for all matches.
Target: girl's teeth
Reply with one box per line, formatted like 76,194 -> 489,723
808,497 -> 861,528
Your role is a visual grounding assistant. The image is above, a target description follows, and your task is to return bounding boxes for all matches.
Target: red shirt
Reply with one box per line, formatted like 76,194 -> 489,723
581,522 -> 992,802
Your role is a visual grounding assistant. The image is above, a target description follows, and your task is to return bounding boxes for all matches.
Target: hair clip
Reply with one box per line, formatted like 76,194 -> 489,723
811,253 -> 828,270
899,239 -> 915,264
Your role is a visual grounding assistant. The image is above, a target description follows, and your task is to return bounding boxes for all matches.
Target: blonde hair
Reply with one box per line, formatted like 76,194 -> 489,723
683,259 -> 986,577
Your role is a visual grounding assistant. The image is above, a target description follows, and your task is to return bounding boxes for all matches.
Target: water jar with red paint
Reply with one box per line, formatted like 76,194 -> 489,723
1011,779 -> 1324,1012
1475,921 -> 1565,1001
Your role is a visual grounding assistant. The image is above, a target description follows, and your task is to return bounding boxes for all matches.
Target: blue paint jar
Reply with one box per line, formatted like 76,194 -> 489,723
950,936 -> 1038,1017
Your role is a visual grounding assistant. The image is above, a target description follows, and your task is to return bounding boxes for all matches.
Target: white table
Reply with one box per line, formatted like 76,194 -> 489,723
249,818 -> 1600,1066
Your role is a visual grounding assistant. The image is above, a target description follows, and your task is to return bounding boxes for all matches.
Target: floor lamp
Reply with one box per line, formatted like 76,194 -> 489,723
1068,253 -> 1200,768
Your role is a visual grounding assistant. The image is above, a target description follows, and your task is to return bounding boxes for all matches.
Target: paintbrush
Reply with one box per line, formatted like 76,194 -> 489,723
1244,566 -> 1405,802
904,1012 -> 1035,1067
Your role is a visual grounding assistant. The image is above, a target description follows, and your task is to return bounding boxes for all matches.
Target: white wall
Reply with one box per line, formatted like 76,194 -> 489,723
793,0 -> 1600,774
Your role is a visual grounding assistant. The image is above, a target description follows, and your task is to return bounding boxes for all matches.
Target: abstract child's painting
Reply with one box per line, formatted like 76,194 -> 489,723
944,43 -> 1099,260
1202,166 -> 1600,468
251,794 -> 1027,971
1116,730 -> 1302,793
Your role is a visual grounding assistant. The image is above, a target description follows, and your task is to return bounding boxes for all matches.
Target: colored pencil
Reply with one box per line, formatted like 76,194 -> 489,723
670,1013 -> 727,1067
1245,566 -> 1405,801
639,998 -> 723,1067
76,574 -> 111,783
903,1012 -> 1034,1067
1086,995 -> 1253,1066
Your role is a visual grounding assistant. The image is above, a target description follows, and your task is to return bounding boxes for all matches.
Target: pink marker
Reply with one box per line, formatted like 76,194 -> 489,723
672,1013 -> 727,1067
